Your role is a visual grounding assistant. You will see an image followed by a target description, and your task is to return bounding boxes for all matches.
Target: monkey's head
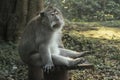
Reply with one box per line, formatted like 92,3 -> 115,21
40,6 -> 64,31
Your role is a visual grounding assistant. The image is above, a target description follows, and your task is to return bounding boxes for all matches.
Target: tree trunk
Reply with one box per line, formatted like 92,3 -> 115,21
0,0 -> 44,42
0,0 -> 17,41
28,66 -> 44,80
44,70 -> 69,80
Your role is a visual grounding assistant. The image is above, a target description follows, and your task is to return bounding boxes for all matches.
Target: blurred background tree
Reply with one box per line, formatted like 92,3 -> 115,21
0,0 -> 120,42
0,0 -> 120,80
49,0 -> 120,22
0,0 -> 43,42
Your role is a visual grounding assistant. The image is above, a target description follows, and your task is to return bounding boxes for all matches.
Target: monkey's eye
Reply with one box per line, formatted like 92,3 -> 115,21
55,11 -> 59,15
51,12 -> 55,16
40,12 -> 45,17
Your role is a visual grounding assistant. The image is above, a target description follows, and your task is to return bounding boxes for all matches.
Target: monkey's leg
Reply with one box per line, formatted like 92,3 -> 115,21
28,53 -> 42,66
59,48 -> 91,58
52,54 -> 85,67
29,52 -> 53,73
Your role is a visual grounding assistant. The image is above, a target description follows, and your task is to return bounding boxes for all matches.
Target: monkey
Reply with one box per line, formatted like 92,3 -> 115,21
18,6 -> 89,72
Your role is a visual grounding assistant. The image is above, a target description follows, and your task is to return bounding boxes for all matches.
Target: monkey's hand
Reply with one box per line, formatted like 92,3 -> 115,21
44,63 -> 54,73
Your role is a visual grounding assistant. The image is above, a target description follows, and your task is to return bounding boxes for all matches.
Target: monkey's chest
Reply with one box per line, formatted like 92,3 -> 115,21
48,33 -> 60,54
49,42 -> 59,54
49,39 -> 60,55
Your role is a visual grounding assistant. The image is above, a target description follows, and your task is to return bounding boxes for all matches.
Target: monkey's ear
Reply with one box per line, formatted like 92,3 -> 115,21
40,12 -> 45,17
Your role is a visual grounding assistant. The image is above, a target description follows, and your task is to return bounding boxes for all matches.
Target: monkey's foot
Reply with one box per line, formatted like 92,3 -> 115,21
78,51 -> 94,57
67,57 -> 86,67
74,57 -> 86,64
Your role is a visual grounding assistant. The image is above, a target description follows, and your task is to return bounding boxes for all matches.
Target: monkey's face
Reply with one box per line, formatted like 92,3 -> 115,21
40,6 -> 64,31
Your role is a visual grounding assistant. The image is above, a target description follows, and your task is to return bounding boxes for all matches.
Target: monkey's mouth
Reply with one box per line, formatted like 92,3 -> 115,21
51,21 -> 62,30
53,23 -> 60,28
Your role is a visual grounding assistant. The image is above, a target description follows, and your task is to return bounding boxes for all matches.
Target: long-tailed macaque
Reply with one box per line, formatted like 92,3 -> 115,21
18,6 -> 89,72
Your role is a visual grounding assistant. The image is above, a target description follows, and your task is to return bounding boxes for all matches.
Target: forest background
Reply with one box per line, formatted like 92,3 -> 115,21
0,0 -> 120,80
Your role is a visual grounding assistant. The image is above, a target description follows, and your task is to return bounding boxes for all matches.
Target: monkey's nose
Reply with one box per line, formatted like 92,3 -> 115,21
55,19 -> 59,22
55,16 -> 60,21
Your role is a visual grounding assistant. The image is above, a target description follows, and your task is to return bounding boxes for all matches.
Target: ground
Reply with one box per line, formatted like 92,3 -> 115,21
0,21 -> 120,80
63,20 -> 120,80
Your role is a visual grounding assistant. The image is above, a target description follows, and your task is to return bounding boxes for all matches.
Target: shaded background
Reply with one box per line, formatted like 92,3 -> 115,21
0,0 -> 120,80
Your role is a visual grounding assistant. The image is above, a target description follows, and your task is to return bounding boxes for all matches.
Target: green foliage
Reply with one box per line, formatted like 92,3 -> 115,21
0,42 -> 27,80
62,21 -> 120,80
0,21 -> 120,79
48,0 -> 120,21
99,20 -> 120,27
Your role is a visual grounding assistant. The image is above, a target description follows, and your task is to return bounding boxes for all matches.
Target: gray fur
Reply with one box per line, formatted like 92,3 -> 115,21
18,6 -> 87,72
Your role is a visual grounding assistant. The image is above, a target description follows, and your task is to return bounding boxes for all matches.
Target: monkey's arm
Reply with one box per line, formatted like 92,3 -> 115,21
38,45 -> 54,72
